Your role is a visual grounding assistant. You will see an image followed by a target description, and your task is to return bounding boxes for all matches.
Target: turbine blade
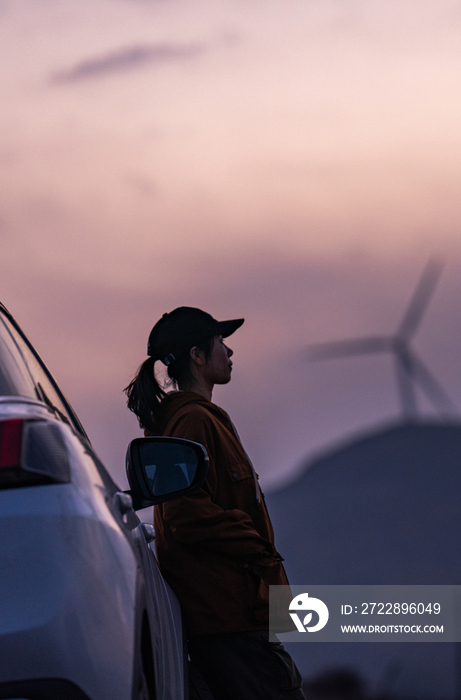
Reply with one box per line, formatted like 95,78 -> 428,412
308,336 -> 390,361
409,351 -> 457,416
397,257 -> 444,340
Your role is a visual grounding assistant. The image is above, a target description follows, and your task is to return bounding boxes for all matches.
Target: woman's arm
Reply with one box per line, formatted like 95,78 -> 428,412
160,410 -> 278,560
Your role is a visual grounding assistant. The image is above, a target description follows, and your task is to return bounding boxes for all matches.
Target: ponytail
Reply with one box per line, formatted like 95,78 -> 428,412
125,334 -> 215,433
124,357 -> 165,434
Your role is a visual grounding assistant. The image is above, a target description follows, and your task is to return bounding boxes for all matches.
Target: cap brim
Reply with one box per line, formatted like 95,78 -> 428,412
216,318 -> 244,338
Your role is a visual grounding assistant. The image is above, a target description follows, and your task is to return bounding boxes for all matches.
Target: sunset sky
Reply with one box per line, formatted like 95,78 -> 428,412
2,0 -> 461,492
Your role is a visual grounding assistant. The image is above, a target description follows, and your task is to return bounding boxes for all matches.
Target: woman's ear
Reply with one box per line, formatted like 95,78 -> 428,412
190,346 -> 205,366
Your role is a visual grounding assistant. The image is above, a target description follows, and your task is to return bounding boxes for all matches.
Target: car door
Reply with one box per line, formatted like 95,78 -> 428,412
74,439 -> 187,700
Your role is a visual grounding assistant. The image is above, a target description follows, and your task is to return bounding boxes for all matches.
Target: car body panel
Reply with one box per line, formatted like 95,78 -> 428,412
0,307 -> 188,700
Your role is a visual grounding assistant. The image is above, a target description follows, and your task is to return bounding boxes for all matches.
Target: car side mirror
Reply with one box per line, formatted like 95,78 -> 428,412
126,436 -> 209,510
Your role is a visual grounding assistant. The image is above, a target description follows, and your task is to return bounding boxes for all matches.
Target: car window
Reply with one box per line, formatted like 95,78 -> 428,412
0,315 -> 37,398
0,310 -> 84,433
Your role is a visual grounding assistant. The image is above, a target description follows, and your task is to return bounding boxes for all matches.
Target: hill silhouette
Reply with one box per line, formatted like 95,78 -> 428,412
266,422 -> 461,699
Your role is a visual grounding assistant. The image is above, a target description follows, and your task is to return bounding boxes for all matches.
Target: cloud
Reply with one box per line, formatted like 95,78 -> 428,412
50,42 -> 206,84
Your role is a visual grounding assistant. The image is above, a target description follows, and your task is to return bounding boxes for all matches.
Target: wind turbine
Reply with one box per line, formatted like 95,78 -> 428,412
308,259 -> 457,421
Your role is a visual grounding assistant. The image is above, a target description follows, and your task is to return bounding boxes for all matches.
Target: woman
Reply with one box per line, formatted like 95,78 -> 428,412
125,306 -> 305,700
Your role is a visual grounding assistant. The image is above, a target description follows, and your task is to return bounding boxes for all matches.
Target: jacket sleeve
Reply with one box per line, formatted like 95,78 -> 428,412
160,410 -> 278,561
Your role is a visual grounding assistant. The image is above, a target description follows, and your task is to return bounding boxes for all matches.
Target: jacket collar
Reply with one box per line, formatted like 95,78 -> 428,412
161,391 -> 228,427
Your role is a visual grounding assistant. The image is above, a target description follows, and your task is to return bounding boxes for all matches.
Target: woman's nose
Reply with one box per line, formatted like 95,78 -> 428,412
227,345 -> 233,357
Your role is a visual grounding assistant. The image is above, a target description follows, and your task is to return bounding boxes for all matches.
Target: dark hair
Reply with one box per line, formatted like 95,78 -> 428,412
124,335 -> 214,434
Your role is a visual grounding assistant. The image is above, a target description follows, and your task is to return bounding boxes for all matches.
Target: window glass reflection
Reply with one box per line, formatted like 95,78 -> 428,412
140,443 -> 198,495
0,316 -> 36,398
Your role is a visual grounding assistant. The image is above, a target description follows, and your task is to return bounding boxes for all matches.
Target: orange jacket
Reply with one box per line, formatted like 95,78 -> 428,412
152,391 -> 289,636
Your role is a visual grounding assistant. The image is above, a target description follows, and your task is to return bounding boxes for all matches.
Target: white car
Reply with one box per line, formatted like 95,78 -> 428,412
0,302 -> 209,700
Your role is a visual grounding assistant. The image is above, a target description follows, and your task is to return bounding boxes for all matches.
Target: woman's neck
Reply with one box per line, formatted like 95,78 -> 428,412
181,378 -> 213,402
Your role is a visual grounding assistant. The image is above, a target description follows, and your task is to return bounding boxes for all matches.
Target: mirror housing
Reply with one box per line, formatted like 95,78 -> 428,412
126,436 -> 209,510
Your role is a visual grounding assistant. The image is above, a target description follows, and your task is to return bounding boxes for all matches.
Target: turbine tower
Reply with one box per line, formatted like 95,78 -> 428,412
308,259 -> 457,421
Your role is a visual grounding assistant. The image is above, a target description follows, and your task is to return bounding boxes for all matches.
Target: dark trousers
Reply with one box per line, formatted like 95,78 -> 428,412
188,631 -> 306,700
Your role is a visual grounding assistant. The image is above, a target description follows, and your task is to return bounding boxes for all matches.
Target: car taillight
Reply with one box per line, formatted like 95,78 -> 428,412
0,419 -> 70,489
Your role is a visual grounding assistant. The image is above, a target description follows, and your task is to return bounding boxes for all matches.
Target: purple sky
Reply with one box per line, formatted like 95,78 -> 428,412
1,0 -> 461,491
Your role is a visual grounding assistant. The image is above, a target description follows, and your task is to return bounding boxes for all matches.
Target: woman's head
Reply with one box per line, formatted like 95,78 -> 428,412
147,306 -> 243,366
125,307 -> 244,432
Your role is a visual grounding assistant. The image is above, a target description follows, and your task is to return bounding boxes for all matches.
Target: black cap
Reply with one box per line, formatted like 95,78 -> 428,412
147,307 -> 244,365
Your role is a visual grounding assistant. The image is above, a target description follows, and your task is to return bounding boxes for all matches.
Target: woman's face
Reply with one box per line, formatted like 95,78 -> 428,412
202,335 -> 233,386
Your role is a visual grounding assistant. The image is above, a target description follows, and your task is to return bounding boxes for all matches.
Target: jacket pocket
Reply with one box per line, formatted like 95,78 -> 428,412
224,460 -> 255,483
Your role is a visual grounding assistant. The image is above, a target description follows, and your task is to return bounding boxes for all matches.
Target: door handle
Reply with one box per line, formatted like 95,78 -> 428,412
140,523 -> 156,542
114,491 -> 133,514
